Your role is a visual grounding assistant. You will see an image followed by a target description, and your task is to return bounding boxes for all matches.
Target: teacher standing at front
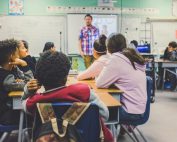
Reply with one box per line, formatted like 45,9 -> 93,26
79,14 -> 100,68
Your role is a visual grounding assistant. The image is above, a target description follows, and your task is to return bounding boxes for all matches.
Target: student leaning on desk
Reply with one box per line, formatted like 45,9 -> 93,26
96,33 -> 147,126
0,39 -> 33,126
21,51 -> 114,142
158,41 -> 177,90
77,34 -> 110,80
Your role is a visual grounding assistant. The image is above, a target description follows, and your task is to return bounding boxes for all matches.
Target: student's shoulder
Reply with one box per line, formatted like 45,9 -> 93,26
68,83 -> 90,90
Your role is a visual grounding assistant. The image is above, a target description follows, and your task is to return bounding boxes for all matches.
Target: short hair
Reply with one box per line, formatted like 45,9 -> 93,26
43,42 -> 54,52
35,51 -> 71,88
168,41 -> 177,48
21,40 -> 29,50
93,34 -> 107,55
130,40 -> 138,48
0,39 -> 18,65
107,33 -> 127,54
84,14 -> 93,20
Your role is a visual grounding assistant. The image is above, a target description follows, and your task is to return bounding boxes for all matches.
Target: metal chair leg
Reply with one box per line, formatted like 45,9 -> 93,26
135,127 -> 148,142
121,125 -> 136,142
129,126 -> 140,142
0,132 -> 9,142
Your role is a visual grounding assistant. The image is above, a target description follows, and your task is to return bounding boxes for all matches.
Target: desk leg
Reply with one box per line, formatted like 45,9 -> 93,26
18,110 -> 24,142
162,68 -> 166,90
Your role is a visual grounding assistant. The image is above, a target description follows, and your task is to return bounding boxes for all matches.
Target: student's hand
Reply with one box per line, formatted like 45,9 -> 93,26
15,79 -> 24,83
9,58 -> 27,67
27,79 -> 41,91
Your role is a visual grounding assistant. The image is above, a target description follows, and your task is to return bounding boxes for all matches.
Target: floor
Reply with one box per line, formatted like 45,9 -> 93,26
118,90 -> 177,142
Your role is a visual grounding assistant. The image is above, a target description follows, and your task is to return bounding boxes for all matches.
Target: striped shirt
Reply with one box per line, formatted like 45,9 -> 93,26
79,25 -> 99,55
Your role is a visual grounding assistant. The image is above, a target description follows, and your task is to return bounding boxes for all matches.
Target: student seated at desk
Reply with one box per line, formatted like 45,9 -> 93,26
0,39 -> 33,125
17,40 -> 36,75
96,33 -> 147,124
22,51 -> 113,142
160,41 -> 177,90
163,41 -> 177,61
77,34 -> 109,80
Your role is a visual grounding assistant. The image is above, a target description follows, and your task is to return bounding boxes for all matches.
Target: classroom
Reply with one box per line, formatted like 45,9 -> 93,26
0,0 -> 177,142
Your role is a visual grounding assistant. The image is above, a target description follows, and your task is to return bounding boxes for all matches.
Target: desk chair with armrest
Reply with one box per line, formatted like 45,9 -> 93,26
120,76 -> 153,142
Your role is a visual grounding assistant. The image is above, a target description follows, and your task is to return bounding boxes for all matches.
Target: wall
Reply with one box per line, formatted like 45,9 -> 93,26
0,0 -> 173,17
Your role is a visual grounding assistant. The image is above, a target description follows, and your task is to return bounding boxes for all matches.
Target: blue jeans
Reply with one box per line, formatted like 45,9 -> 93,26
119,107 -> 144,124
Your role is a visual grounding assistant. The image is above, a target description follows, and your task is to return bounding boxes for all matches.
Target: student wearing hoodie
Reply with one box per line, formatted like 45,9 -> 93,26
96,33 -> 147,123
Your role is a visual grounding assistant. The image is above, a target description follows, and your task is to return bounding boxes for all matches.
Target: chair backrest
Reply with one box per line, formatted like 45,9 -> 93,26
142,76 -> 153,123
0,124 -> 18,132
33,103 -> 100,142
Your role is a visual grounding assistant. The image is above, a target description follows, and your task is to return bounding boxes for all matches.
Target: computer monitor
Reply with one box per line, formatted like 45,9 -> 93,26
137,44 -> 151,53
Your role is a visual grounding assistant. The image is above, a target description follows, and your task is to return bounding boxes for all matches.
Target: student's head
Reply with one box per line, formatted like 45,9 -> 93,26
35,51 -> 71,89
166,41 -> 177,53
107,33 -> 127,54
84,14 -> 93,27
18,40 -> 28,58
93,34 -> 107,59
21,40 -> 29,51
107,33 -> 145,69
0,39 -> 19,66
43,42 -> 56,52
130,40 -> 138,48
168,41 -> 177,52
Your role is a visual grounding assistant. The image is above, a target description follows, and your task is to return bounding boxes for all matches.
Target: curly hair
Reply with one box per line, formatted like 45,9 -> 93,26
0,39 -> 19,65
35,51 -> 71,88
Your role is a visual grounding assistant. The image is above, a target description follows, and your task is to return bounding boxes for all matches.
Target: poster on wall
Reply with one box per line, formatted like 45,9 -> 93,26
9,0 -> 24,15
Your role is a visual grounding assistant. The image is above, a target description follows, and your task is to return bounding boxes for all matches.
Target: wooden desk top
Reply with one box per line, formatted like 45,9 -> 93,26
8,91 -> 23,97
68,76 -> 123,93
8,76 -> 122,107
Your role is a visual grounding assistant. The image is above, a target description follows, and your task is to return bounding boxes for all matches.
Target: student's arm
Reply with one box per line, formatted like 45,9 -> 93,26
89,90 -> 109,121
21,79 -> 41,100
96,59 -> 118,88
3,74 -> 26,92
16,66 -> 34,81
77,61 -> 101,80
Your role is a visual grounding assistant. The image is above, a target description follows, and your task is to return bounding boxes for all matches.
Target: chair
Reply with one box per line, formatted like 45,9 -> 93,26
119,76 -> 153,142
0,124 -> 18,142
33,103 -> 101,142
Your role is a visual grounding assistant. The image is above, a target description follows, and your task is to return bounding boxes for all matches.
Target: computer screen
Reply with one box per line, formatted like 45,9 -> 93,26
137,44 -> 151,53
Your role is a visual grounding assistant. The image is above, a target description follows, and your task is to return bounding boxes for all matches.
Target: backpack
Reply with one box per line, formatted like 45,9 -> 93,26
33,102 -> 104,142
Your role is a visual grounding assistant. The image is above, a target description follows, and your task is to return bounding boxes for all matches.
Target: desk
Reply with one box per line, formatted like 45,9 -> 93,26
8,91 -> 24,142
147,59 -> 177,68
68,76 -> 123,94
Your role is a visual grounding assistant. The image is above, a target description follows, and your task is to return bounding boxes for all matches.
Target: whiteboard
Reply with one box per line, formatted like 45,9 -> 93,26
67,14 -> 118,54
0,16 -> 66,56
152,22 -> 177,52
121,17 -> 141,43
